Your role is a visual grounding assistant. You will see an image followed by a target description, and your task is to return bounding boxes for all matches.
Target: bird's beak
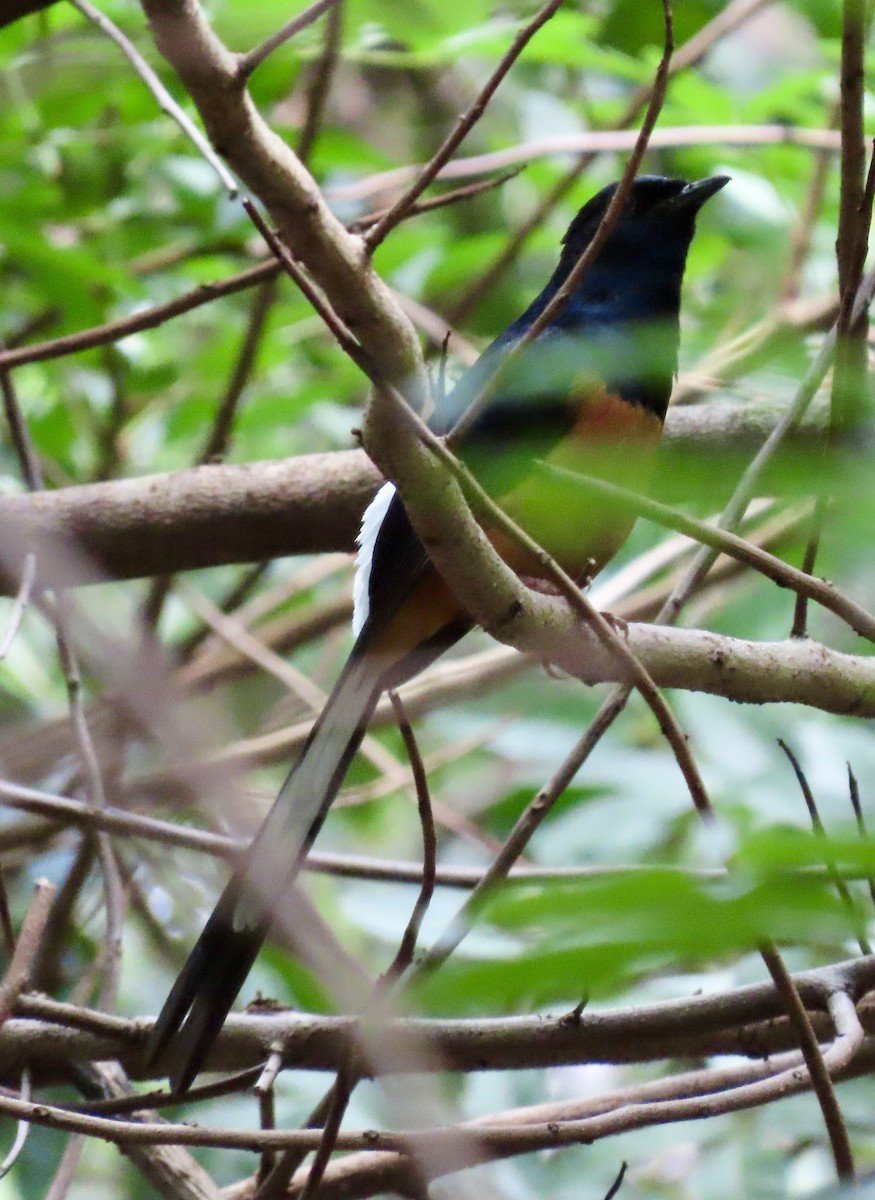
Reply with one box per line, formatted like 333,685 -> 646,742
660,175 -> 730,214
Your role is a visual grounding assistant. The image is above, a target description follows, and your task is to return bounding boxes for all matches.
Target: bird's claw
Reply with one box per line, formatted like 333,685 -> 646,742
599,611 -> 628,639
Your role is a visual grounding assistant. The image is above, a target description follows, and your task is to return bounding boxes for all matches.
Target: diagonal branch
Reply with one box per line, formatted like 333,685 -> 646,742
140,0 -> 426,399
363,0 -> 564,251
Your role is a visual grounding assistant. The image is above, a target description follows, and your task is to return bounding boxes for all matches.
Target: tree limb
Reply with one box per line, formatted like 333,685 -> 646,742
0,403 -> 828,593
4,955 -> 874,1084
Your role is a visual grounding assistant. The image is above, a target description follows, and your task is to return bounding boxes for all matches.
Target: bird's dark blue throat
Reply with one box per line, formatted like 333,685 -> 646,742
444,174 -> 729,460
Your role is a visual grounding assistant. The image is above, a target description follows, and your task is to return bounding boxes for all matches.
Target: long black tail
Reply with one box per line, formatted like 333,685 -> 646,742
147,651 -> 381,1093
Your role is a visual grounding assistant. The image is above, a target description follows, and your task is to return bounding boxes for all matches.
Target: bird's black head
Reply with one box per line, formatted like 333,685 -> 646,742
491,174 -> 728,424
553,174 -> 729,323
443,174 -> 728,440
563,175 -> 727,253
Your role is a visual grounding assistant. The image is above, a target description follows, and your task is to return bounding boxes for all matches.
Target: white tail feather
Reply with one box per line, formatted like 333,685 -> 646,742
353,481 -> 396,636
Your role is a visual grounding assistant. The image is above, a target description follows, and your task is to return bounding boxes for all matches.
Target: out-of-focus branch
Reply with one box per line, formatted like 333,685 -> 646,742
332,126 -> 842,205
0,880 -> 56,1030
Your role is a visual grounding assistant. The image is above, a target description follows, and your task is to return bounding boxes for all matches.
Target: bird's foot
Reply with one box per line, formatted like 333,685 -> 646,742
598,611 -> 628,639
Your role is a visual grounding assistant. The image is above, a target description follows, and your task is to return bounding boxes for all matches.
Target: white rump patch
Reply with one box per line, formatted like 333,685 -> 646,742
352,481 -> 395,636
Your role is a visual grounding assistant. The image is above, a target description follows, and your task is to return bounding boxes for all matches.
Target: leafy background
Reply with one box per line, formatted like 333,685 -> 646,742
2,0 -> 875,1196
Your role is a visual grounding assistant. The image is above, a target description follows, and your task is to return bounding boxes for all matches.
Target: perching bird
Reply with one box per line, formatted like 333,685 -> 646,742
149,173 -> 728,1092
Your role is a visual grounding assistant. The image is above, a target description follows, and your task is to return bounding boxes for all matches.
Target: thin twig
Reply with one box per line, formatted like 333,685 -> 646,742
237,0 -> 341,79
383,693 -> 438,984
0,345 -> 42,489
777,738 -> 871,955
347,169 -> 523,234
0,773 -> 732,888
243,199 -> 373,370
0,868 -> 13,958
760,943 -> 855,1182
50,597 -> 127,1010
792,4 -> 872,636
255,1045 -> 281,1185
0,553 -> 36,662
781,97 -> 841,302
0,1070 -> 31,1181
364,0 -> 565,251
847,766 -> 875,910
603,1161 -> 628,1200
0,879 -> 56,1029
68,0 -> 238,196
413,687 -> 632,974
0,260 -> 280,371
177,560 -> 271,662
522,0 -> 674,347
827,989 -> 865,1070
295,1064 -> 354,1200
335,124 -> 842,208
296,0 -> 344,166
30,840 -> 96,997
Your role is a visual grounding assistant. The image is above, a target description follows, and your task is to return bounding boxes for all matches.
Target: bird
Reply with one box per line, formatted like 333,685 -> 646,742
148,173 -> 728,1092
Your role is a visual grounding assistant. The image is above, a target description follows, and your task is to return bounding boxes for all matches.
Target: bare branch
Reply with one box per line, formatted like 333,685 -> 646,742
363,0 -> 564,251
383,694 -> 437,984
0,553 -> 36,661
0,400 -> 832,594
295,0 -> 344,165
760,944 -> 855,1182
847,766 -> 875,911
0,880 -> 56,1029
336,126 -> 842,207
69,0 -> 238,196
237,0 -> 341,80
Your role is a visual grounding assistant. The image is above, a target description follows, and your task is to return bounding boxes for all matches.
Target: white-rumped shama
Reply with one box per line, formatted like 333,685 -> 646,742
149,174 -> 729,1092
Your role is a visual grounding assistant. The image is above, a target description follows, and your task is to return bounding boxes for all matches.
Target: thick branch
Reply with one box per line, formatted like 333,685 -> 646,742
6,956 -> 875,1084
0,450 -> 378,592
0,403 -> 826,592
